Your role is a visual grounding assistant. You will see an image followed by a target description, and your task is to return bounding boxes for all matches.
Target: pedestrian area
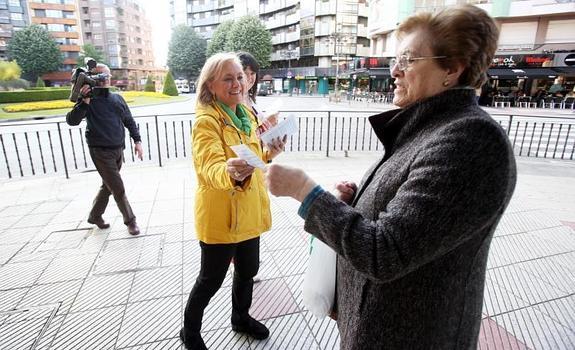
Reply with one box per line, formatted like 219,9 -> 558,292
0,153 -> 574,350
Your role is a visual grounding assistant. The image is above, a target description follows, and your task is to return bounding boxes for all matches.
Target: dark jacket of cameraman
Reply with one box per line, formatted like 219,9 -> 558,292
66,90 -> 141,148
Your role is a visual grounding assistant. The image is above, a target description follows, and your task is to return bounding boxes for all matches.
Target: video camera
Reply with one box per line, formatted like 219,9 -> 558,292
69,58 -> 109,102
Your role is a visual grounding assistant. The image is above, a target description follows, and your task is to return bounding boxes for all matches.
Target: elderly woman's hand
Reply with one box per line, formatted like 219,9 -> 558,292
333,181 -> 357,204
265,164 -> 317,202
227,158 -> 254,182
266,135 -> 287,160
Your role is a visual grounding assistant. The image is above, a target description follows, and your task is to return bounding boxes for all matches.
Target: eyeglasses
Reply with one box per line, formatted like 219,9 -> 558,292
390,55 -> 448,71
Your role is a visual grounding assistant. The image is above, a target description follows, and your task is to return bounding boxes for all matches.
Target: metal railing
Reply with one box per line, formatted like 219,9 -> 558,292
1,111 -> 574,180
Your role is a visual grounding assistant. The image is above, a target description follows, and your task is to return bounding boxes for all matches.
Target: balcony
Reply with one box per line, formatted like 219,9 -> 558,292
315,2 -> 337,16
357,25 -> 368,38
358,3 -> 369,17
271,32 -> 286,45
285,30 -> 300,43
286,12 -> 299,26
217,0 -> 234,9
193,17 -> 218,26
265,16 -> 284,30
260,0 -> 285,15
192,3 -> 216,12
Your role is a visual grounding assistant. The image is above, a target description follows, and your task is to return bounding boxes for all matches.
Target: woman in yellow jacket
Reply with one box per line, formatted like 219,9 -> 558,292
180,53 -> 286,350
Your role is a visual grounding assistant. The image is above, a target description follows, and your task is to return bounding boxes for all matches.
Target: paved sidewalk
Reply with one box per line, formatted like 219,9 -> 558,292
0,153 -> 574,349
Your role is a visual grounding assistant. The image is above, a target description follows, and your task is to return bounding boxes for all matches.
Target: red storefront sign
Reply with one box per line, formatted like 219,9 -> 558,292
491,54 -> 554,68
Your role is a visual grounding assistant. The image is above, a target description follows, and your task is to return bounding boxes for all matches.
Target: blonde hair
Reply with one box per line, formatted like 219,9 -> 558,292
397,4 -> 499,88
196,52 -> 243,106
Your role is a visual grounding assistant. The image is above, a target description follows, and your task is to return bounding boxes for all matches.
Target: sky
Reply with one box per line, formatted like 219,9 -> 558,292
138,0 -> 171,67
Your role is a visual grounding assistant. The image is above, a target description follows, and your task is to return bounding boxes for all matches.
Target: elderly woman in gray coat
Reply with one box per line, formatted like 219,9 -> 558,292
266,5 -> 516,350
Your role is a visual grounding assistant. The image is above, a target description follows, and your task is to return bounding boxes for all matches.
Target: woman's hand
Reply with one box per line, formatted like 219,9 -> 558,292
263,112 -> 278,127
227,158 -> 254,182
266,135 -> 287,159
333,181 -> 357,204
265,164 -> 317,202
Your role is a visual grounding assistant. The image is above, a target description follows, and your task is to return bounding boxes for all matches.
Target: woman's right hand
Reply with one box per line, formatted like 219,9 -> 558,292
227,158 -> 254,182
333,181 -> 357,204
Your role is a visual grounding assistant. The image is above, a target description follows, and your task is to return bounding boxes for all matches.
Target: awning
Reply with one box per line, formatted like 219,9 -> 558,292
368,68 -> 391,77
349,68 -> 391,78
488,68 -> 560,79
552,66 -> 575,76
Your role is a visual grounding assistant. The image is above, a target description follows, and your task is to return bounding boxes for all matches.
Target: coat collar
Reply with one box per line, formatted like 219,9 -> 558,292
369,88 -> 477,156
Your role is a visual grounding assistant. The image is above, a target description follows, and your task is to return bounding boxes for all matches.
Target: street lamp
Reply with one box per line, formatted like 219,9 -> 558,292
281,44 -> 299,96
329,24 -> 350,101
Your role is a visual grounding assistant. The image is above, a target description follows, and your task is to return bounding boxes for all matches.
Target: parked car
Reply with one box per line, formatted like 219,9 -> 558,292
175,78 -> 190,94
257,83 -> 271,96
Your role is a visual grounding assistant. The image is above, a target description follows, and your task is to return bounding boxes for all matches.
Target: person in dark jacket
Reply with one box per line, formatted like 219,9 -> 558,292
66,63 -> 143,236
266,5 -> 516,350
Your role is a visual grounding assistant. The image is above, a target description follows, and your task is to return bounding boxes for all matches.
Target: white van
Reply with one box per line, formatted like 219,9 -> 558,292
175,79 -> 190,94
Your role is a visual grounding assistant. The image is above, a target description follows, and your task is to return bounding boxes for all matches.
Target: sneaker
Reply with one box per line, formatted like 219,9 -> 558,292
127,222 -> 140,236
179,328 -> 207,350
232,316 -> 270,340
87,217 -> 110,229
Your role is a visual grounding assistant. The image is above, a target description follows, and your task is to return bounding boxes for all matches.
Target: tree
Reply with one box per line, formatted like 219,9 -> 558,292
6,25 -> 63,81
36,77 -> 46,88
226,16 -> 272,68
77,44 -> 107,67
167,25 -> 207,79
162,71 -> 178,96
0,61 -> 21,81
206,20 -> 234,57
144,75 -> 155,92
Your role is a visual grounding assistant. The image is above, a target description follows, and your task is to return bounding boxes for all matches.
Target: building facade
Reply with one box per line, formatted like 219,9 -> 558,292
0,0 -> 29,61
171,0 -> 370,94
27,0 -> 81,85
366,0 -> 575,98
78,0 -> 161,91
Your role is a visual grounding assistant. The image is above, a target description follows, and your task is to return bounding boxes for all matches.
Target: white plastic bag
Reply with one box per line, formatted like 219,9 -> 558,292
302,236 -> 337,318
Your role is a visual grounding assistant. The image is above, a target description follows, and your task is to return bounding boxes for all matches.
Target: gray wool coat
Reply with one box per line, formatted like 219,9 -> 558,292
304,88 -> 517,350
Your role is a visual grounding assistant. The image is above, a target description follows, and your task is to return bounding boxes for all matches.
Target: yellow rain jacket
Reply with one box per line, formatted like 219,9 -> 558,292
192,102 -> 272,243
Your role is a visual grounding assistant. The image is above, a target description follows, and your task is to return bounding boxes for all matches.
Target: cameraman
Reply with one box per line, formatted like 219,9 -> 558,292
66,63 -> 143,236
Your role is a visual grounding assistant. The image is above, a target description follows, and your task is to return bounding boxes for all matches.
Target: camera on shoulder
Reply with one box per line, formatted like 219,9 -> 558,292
69,57 -> 109,102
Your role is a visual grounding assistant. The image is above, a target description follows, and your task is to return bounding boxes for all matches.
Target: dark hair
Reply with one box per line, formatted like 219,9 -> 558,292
237,51 -> 260,103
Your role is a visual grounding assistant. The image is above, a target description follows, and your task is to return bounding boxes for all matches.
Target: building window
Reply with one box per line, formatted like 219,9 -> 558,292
46,10 -> 62,18
106,19 -> 116,28
10,13 -> 23,21
63,11 -> 75,19
47,24 -> 64,31
93,33 -> 102,40
104,7 -> 115,17
9,0 -> 21,6
93,21 -> 101,28
34,9 -> 46,17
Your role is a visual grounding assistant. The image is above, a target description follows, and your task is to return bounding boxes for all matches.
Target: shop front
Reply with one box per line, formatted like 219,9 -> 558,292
349,57 -> 394,94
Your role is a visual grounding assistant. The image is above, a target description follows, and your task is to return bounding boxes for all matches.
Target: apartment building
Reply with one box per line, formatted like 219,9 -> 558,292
171,0 -> 369,94
27,0 -> 80,85
0,0 -> 29,61
78,0 -> 161,90
366,0 -> 575,95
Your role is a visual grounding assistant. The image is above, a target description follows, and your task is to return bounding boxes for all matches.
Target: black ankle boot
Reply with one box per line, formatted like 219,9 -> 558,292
231,316 -> 270,340
180,328 -> 207,350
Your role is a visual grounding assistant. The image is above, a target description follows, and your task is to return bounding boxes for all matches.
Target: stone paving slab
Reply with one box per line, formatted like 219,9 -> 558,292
0,153 -> 574,349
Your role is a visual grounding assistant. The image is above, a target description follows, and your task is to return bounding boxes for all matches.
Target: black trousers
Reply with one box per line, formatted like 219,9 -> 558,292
88,147 -> 135,225
183,237 -> 260,333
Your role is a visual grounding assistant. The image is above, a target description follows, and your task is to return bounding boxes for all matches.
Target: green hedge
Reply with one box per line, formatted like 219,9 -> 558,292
0,89 -> 70,103
26,87 -> 70,91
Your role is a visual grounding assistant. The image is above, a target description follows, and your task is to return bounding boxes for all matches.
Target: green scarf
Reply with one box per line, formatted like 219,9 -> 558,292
217,101 -> 252,135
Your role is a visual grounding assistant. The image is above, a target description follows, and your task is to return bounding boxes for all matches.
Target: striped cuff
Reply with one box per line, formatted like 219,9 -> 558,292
298,185 -> 325,219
